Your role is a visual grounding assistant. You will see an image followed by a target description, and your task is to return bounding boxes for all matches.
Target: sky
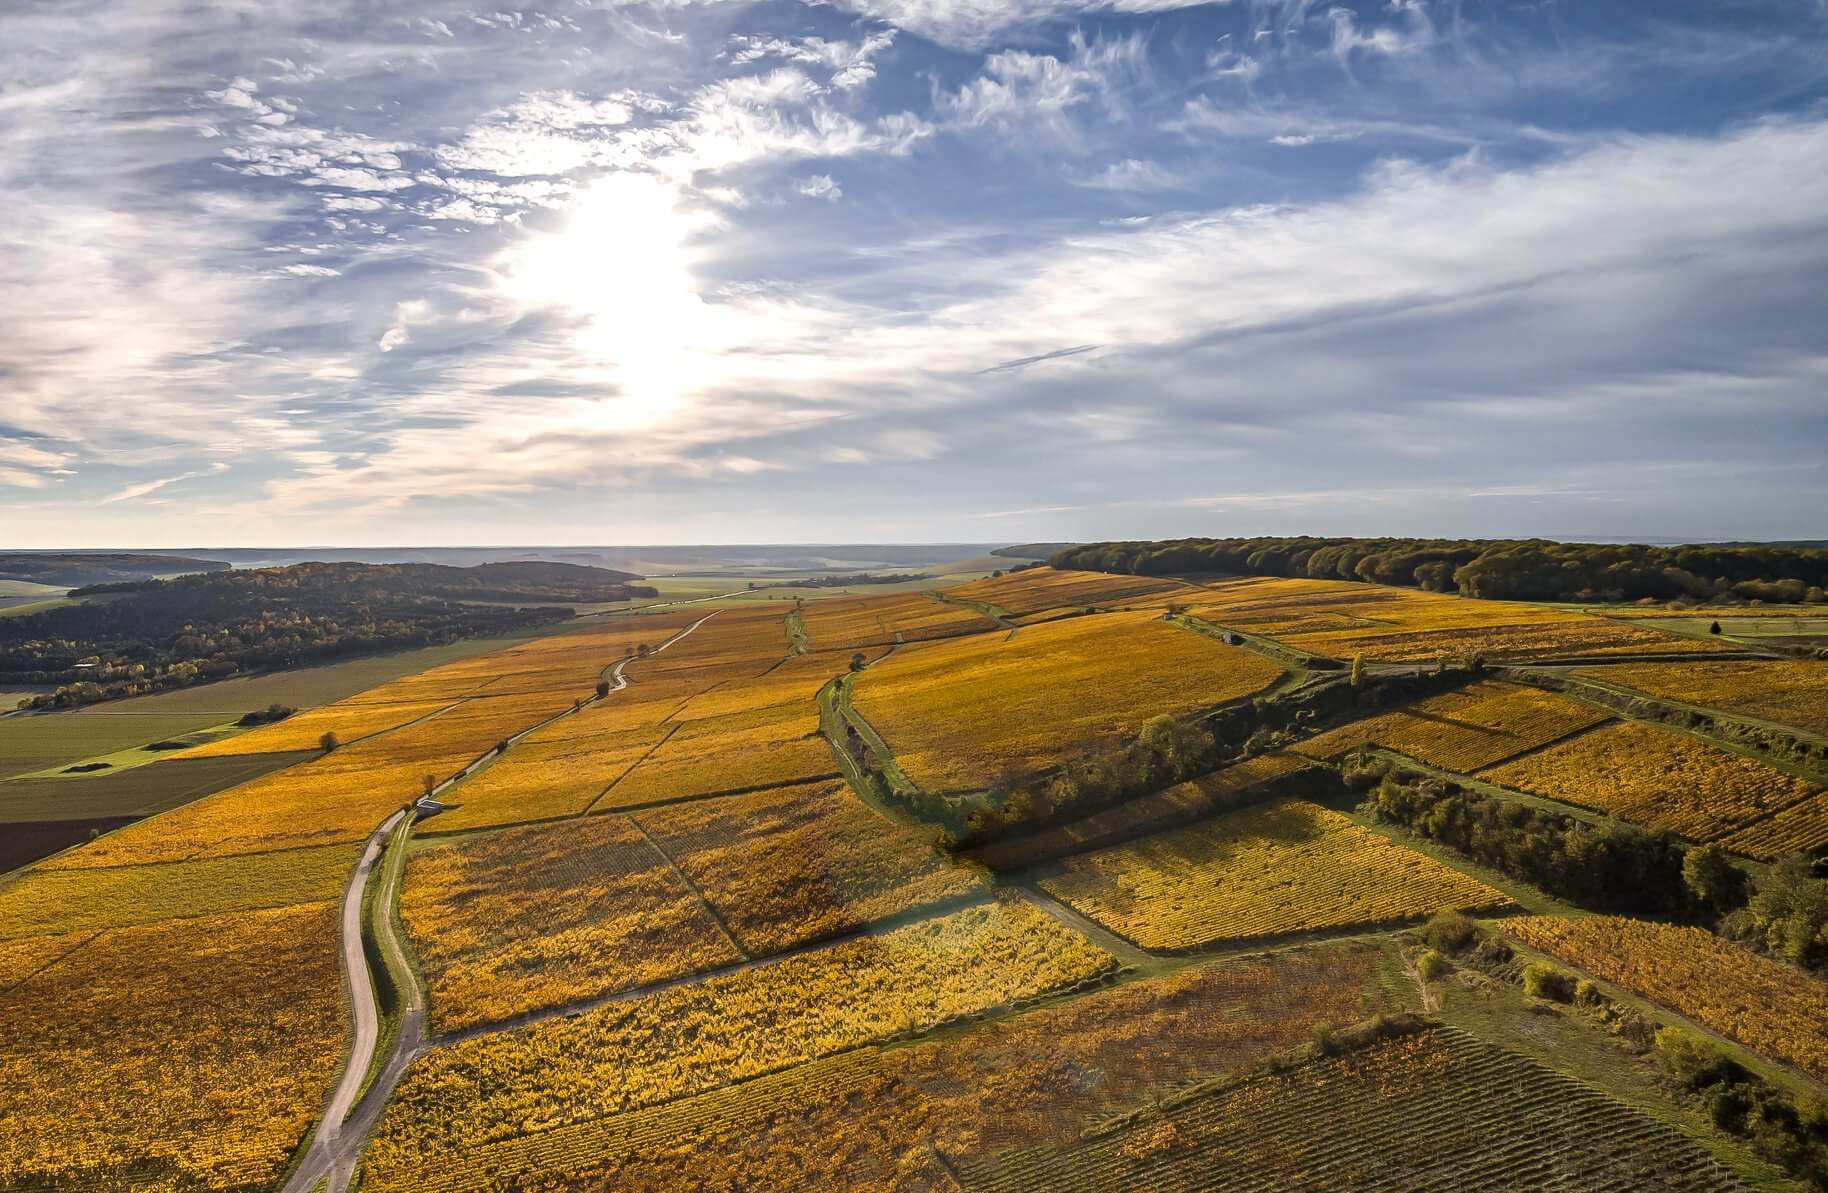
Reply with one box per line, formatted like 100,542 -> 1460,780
2,0 -> 1826,548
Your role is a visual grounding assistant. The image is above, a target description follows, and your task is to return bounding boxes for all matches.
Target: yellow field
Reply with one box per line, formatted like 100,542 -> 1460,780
1039,798 -> 1510,950
422,729 -> 667,834
633,779 -> 983,954
598,712 -> 837,809
1506,916 -> 1828,1082
798,592 -> 996,651
361,897 -> 1115,1184
1289,680 -> 1610,771
1482,720 -> 1822,848
1187,576 -> 1714,662
1572,659 -> 1828,736
0,843 -> 354,939
1719,790 -> 1828,858
402,815 -> 742,1034
0,901 -> 343,1191
0,932 -> 87,988
851,611 -> 1286,791
382,939 -> 1400,1192
174,698 -> 456,758
944,569 -> 1194,617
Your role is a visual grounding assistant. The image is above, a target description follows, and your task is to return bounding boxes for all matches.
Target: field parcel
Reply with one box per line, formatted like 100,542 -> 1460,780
850,610 -> 1285,792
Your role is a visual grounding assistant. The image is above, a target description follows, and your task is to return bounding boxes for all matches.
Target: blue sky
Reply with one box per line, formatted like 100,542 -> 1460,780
2,0 -> 1825,547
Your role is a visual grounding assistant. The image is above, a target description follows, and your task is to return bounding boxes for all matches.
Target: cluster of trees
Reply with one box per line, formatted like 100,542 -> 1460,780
968,714 -> 1218,841
1052,537 -> 1828,604
1655,1027 -> 1828,1186
1361,760 -> 1828,967
4,561 -> 647,708
1720,853 -> 1828,971
236,704 -> 295,727
1353,763 -> 1701,914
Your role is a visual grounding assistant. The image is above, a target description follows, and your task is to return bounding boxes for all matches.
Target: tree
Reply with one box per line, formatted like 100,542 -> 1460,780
849,651 -> 867,672
636,643 -> 651,658
595,679 -> 611,699
1710,620 -> 1723,635
1682,843 -> 1745,912
319,731 -> 339,752
421,773 -> 439,798
1725,854 -> 1828,968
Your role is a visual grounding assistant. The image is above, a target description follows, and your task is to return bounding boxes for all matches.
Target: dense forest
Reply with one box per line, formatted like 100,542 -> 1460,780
3,561 -> 655,708
1051,537 -> 1828,604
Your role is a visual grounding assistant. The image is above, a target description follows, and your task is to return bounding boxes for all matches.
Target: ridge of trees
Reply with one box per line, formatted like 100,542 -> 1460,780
1050,537 -> 1828,604
5,561 -> 655,709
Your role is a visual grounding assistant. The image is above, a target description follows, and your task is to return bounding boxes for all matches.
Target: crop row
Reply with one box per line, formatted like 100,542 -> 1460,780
1571,659 -> 1828,737
963,1025 -> 1747,1192
0,902 -> 345,1191
851,610 -> 1285,793
364,1047 -> 886,1192
373,939 -> 1405,1192
1505,915 -> 1828,1082
796,593 -> 995,652
1040,798 -> 1510,951
1187,575 -> 1713,663
401,814 -> 743,1035
632,777 -> 983,955
0,842 -> 354,939
1481,720 -> 1822,851
944,569 -> 1194,618
1290,679 -> 1608,772
359,897 -> 1116,1181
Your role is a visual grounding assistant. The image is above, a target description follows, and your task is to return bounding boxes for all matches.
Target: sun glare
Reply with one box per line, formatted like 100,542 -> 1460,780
499,172 -> 712,421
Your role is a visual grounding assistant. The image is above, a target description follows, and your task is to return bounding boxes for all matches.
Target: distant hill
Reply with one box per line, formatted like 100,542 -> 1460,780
5,560 -> 655,709
0,552 -> 227,588
992,543 -> 1078,560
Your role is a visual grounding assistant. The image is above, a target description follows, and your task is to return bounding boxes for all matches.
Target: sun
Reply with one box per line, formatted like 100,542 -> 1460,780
498,172 -> 712,421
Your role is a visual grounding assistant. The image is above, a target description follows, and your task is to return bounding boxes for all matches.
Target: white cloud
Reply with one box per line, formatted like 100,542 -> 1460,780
1077,158 -> 1184,190
937,31 -> 1148,131
102,463 -> 229,504
795,173 -> 843,201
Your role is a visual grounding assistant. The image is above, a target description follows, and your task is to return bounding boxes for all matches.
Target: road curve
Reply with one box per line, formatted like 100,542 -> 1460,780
283,809 -> 405,1193
283,611 -> 720,1189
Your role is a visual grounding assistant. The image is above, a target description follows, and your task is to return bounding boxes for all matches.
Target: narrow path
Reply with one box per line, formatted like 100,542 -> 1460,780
1015,885 -> 1157,970
282,810 -> 405,1193
627,816 -> 752,961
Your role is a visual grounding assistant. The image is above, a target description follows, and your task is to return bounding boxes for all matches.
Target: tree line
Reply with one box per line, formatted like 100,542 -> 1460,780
4,561 -> 652,709
1051,537 -> 1828,604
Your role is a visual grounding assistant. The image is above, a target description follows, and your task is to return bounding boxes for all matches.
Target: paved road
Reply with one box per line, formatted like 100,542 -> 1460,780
283,810 -> 404,1193
282,610 -> 721,1190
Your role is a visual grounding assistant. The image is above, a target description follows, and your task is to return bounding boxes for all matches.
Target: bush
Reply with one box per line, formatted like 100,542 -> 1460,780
1654,1027 -> 1746,1089
1415,949 -> 1451,981
1522,962 -> 1575,1002
1416,909 -> 1479,955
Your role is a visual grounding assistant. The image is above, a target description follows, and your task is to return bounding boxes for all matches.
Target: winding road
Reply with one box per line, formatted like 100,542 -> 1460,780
282,810 -> 406,1193
282,610 -> 721,1191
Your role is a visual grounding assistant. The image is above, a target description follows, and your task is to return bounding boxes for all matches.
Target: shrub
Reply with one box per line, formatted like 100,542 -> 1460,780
1522,962 -> 1575,1002
1415,949 -> 1451,981
1416,909 -> 1479,955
